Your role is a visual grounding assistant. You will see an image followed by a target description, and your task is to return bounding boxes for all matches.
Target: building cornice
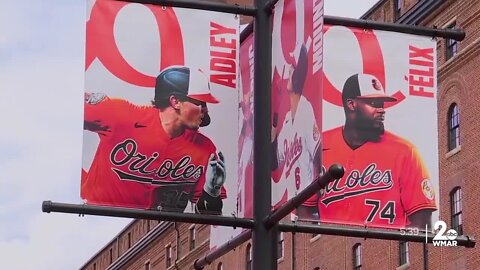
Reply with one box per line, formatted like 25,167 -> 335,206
79,219 -> 137,270
106,221 -> 173,270
361,0 -> 388,20
396,0 -> 445,25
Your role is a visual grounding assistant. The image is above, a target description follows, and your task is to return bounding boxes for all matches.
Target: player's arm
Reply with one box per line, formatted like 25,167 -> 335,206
84,92 -> 141,135
408,209 -> 434,228
197,152 -> 227,215
400,144 -> 437,226
296,205 -> 319,220
84,92 -> 112,134
313,141 -> 322,179
271,112 -> 281,170
196,191 -> 223,215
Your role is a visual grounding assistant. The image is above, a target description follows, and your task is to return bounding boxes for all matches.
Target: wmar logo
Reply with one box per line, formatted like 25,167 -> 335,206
431,220 -> 458,247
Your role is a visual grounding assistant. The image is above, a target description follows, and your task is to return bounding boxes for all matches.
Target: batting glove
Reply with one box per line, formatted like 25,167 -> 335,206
204,152 -> 226,197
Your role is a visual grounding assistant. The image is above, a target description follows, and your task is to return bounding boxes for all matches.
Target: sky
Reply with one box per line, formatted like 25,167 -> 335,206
0,0 -> 379,269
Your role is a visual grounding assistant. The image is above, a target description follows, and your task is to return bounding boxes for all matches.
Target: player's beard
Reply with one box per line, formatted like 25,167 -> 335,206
354,117 -> 385,141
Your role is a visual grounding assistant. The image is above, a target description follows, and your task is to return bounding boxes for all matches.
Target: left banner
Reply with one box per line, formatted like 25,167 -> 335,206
82,0 -> 240,216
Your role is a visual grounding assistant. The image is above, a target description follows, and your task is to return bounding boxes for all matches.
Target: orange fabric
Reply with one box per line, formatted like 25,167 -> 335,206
82,97 -> 225,209
318,126 -> 437,228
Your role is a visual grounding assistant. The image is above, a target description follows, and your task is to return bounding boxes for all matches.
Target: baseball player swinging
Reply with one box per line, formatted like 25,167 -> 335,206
271,43 -> 322,218
310,73 -> 437,228
82,66 -> 227,215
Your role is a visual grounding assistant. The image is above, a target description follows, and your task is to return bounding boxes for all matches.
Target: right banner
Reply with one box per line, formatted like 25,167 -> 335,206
319,24 -> 439,229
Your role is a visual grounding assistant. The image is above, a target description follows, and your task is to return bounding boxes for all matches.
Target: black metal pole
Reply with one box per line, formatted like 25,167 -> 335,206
263,164 -> 344,228
42,201 -> 255,228
278,223 -> 476,248
253,0 -> 274,269
263,0 -> 279,13
240,15 -> 466,43
194,230 -> 252,269
117,0 -> 256,16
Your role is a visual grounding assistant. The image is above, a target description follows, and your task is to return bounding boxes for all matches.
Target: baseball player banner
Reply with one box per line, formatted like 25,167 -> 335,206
270,0 -> 324,218
82,0 -> 240,217
315,25 -> 439,229
237,32 -> 254,220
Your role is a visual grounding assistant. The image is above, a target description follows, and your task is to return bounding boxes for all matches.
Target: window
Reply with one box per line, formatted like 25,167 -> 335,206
246,243 -> 252,270
109,248 -> 113,264
399,241 -> 409,265
451,187 -> 463,235
353,244 -> 362,270
217,262 -> 223,270
93,263 -> 97,270
189,226 -> 196,251
127,232 -> 132,248
277,232 -> 284,260
446,22 -> 459,60
448,103 -> 460,151
395,0 -> 403,19
145,261 -> 151,270
166,245 -> 172,268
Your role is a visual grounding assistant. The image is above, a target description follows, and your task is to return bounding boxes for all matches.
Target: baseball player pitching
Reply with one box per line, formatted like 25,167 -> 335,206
271,43 -> 322,218
314,73 -> 437,228
82,66 -> 227,215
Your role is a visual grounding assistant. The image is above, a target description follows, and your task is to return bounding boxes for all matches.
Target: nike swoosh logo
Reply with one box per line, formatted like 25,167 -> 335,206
134,122 -> 146,128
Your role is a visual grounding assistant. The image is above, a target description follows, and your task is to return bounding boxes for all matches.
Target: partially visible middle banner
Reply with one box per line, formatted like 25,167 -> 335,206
237,0 -> 324,221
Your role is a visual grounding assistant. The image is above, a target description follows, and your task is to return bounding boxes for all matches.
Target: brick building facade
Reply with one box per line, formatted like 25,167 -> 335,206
81,0 -> 479,269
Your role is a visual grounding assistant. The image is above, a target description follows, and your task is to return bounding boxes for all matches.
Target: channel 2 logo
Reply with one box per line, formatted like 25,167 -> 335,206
431,220 -> 458,247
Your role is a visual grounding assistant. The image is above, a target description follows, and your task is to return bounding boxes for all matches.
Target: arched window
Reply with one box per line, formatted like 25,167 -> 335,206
189,225 -> 196,251
448,103 -> 460,151
353,243 -> 362,270
246,243 -> 252,270
450,187 -> 463,235
399,241 -> 409,266
277,232 -> 284,260
217,262 -> 223,270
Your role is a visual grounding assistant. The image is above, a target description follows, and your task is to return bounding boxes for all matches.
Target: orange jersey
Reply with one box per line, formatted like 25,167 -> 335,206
82,94 -> 224,210
318,126 -> 437,228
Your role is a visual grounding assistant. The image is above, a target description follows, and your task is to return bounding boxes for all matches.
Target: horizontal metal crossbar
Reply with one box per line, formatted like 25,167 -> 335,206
278,222 -> 476,248
117,0 -> 256,16
42,201 -> 255,228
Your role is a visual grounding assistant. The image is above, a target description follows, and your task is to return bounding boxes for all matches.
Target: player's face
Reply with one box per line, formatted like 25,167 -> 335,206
354,98 -> 386,135
178,97 -> 208,130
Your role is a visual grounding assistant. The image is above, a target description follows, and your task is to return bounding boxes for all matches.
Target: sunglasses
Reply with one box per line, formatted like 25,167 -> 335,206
178,95 -> 207,107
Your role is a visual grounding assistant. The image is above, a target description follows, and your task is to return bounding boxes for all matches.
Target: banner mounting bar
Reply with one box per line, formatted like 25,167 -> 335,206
118,0 -> 256,16
325,15 -> 465,41
42,201 -> 255,228
278,222 -> 476,248
240,15 -> 465,43
263,164 -> 344,228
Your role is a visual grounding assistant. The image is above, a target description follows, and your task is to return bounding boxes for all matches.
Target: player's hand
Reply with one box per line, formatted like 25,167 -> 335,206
204,152 -> 226,197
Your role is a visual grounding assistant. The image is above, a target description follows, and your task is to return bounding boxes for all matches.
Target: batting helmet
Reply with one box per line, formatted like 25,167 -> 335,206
154,66 -> 219,126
